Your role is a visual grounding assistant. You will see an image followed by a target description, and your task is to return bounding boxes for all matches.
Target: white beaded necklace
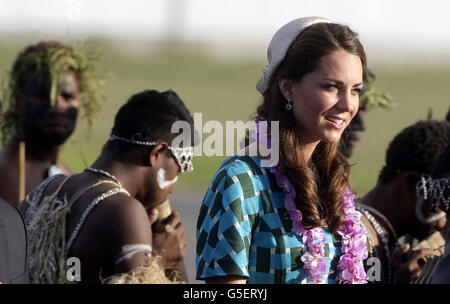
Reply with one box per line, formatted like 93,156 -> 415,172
65,167 -> 130,253
358,203 -> 398,241
65,187 -> 130,254
356,205 -> 395,283
84,167 -> 122,187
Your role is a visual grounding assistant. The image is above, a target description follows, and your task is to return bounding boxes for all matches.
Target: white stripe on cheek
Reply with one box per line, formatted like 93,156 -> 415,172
416,197 -> 446,224
157,168 -> 178,189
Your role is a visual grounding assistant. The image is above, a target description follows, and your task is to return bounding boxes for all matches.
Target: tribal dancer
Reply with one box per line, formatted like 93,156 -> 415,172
20,90 -> 195,283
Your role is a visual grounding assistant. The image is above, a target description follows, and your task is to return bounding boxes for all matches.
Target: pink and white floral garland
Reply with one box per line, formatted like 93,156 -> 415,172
269,166 -> 368,284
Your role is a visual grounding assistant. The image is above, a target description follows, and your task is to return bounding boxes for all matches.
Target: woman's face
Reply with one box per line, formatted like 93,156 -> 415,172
283,49 -> 363,144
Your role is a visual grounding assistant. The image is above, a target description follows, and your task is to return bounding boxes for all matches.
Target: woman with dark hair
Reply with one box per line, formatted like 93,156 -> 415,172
196,17 -> 368,284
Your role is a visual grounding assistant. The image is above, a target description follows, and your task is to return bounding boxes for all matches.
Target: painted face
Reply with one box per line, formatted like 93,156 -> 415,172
413,196 -> 447,240
411,173 -> 448,239
147,151 -> 180,206
20,69 -> 80,146
289,49 -> 363,144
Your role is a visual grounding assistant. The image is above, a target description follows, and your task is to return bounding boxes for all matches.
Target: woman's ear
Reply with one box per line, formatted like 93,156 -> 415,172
279,78 -> 294,101
148,143 -> 169,167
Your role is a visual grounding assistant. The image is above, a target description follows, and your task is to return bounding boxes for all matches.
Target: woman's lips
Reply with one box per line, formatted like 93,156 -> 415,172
325,117 -> 345,129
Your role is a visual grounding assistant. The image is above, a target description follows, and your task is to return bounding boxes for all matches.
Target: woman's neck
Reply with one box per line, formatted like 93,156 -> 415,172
298,139 -> 320,164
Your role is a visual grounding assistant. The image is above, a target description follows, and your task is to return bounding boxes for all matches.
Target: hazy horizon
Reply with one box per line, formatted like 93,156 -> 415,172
1,0 -> 449,64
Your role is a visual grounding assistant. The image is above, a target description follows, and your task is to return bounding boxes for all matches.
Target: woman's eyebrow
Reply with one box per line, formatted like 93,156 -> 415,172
322,78 -> 363,87
322,78 -> 342,84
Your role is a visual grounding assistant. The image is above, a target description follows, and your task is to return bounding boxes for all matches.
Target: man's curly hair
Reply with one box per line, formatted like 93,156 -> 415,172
432,144 -> 450,178
378,120 -> 450,184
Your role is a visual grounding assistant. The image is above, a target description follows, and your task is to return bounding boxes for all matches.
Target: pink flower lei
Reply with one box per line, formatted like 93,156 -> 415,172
269,166 -> 368,284
252,118 -> 368,283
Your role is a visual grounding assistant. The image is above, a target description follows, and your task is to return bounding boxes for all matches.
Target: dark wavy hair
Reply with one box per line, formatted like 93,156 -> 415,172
257,22 -> 367,232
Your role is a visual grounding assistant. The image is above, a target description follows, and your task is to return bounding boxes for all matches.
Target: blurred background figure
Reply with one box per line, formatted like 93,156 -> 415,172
0,41 -> 103,207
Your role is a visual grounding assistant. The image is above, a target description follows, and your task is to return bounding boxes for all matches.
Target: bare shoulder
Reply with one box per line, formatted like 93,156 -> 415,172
91,192 -> 153,274
100,194 -> 147,220
96,193 -> 151,240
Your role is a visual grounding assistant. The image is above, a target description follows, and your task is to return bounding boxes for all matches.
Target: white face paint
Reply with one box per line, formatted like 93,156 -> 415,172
415,196 -> 446,224
157,168 -> 178,190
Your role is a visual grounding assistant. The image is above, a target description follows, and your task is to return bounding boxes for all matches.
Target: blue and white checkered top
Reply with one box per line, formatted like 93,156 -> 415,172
196,155 -> 343,284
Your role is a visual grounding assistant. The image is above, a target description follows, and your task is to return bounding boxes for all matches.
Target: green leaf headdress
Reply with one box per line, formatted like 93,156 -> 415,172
0,41 -> 105,144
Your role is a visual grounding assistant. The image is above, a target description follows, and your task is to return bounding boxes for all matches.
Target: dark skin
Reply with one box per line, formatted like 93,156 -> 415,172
19,143 -> 187,283
393,170 -> 450,283
359,172 -> 447,283
0,70 -> 79,206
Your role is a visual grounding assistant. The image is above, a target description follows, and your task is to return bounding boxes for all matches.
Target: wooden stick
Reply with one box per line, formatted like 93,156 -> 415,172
156,199 -> 173,219
155,199 -> 189,282
18,141 -> 26,204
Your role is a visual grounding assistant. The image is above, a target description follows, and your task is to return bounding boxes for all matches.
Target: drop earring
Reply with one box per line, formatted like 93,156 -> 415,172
285,101 -> 293,111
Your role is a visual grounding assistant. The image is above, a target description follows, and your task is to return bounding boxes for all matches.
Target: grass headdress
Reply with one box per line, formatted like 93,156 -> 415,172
0,40 -> 105,143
